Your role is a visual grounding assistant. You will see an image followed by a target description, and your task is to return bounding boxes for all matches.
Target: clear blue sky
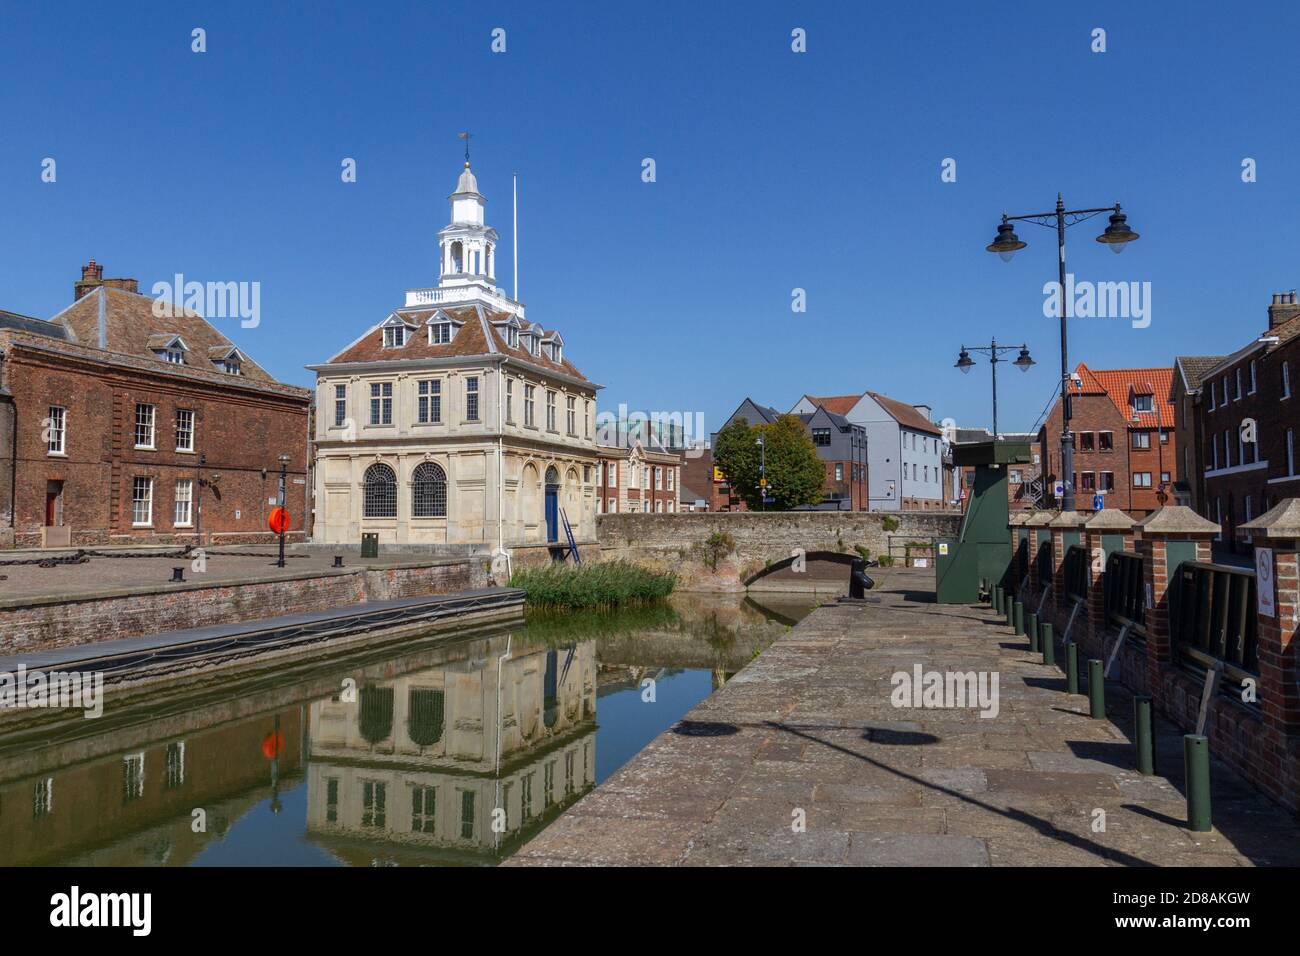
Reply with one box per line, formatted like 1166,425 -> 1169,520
2,0 -> 1297,437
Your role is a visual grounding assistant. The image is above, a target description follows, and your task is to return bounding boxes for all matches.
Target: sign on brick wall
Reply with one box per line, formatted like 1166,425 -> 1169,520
1256,546 -> 1275,617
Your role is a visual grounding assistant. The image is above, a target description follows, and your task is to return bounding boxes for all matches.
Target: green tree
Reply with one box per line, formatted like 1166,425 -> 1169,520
713,414 -> 824,510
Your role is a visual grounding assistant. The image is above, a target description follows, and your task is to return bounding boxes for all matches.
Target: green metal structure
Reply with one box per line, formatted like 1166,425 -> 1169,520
935,438 -> 1033,604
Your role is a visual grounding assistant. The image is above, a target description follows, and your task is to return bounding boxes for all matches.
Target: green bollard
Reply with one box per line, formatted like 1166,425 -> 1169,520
1006,598 -> 1015,627
1134,695 -> 1155,775
1066,642 -> 1079,694
1013,601 -> 1024,636
1027,613 -> 1040,653
1041,622 -> 1055,666
1088,659 -> 1105,718
994,587 -> 1004,614
1184,734 -> 1212,832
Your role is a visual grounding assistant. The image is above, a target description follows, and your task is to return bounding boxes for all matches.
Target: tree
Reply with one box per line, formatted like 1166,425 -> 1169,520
713,414 -> 824,510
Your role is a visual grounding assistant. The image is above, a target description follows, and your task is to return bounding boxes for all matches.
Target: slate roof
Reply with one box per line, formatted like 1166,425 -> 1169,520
0,309 -> 66,340
1174,355 -> 1226,391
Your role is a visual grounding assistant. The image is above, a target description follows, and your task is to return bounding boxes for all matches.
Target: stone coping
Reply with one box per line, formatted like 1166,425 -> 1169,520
1240,498 -> 1300,540
1024,511 -> 1057,528
1135,505 -> 1222,536
1084,508 -> 1137,531
1047,510 -> 1088,529
1008,513 -> 1030,527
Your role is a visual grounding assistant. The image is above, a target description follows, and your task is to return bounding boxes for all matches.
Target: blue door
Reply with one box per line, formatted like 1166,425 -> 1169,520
544,467 -> 559,542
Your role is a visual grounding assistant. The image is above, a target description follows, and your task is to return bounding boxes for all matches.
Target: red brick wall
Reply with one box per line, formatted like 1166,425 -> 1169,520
0,561 -> 487,653
3,344 -> 309,547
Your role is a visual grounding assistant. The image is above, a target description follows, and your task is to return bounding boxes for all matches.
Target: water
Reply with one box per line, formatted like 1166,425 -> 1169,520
0,592 -> 816,867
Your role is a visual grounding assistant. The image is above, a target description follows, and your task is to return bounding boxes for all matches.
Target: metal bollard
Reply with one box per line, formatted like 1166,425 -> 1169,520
1041,622 -> 1055,666
994,587 -> 1004,614
1066,642 -> 1079,694
170,567 -> 185,583
1088,659 -> 1105,718
1006,598 -> 1015,628
1134,695 -> 1155,775
333,555 -> 345,568
1027,612 -> 1040,652
1013,601 -> 1024,636
1184,734 -> 1212,832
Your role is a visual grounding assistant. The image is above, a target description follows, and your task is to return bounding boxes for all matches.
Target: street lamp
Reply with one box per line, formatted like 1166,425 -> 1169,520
755,436 -> 766,512
953,338 -> 1034,439
276,453 -> 290,568
985,195 -> 1140,511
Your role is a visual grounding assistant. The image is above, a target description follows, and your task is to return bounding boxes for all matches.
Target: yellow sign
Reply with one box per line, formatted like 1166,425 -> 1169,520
713,467 -> 724,482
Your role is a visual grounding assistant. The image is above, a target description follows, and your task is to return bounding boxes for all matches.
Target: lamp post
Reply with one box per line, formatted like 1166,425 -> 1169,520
276,453 -> 290,568
986,197 -> 1140,511
755,436 -> 766,512
955,339 -> 1035,438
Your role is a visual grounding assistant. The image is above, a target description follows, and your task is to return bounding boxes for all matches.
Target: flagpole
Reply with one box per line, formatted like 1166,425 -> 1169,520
513,173 -> 519,303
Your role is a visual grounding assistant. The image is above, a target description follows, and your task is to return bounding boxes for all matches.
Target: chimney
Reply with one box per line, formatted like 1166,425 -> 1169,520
1269,290 -> 1300,330
73,259 -> 139,301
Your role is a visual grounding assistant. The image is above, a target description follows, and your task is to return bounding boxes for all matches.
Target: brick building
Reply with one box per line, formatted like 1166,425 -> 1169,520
1037,363 -> 1178,518
1170,355 -> 1224,512
0,262 -> 311,548
1194,291 -> 1300,551
595,438 -> 680,514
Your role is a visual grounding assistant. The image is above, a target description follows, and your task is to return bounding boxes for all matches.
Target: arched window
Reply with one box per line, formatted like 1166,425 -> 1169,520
363,463 -> 397,518
545,465 -> 559,487
407,688 -> 445,747
359,686 -> 394,744
450,241 -> 463,273
412,462 -> 447,517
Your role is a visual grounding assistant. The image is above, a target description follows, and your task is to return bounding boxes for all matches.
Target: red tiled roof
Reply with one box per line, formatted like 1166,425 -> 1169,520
866,391 -> 942,435
326,304 -> 593,384
805,393 -> 861,416
1075,362 -> 1175,428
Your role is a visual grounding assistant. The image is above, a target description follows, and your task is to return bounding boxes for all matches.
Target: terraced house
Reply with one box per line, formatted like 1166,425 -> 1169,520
310,161 -> 600,553
0,262 -> 310,548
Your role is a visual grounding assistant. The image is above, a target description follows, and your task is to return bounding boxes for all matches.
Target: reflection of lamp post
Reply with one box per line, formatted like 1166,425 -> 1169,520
986,197 -> 1140,511
755,436 -> 766,512
276,453 -> 290,568
955,338 -> 1035,439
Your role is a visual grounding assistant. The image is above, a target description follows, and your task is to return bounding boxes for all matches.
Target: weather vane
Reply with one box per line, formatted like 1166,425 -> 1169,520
459,130 -> 472,163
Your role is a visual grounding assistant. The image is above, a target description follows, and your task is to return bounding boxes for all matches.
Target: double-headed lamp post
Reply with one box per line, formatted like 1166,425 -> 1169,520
985,196 -> 1140,512
955,339 -> 1035,439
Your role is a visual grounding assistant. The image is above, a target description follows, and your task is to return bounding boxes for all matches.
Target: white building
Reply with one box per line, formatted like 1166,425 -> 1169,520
309,161 -> 601,552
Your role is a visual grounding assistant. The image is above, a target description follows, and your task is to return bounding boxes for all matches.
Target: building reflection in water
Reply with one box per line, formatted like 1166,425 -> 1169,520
0,591 -> 811,866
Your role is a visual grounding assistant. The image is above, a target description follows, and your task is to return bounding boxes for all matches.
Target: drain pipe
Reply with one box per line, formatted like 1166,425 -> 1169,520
493,633 -> 513,853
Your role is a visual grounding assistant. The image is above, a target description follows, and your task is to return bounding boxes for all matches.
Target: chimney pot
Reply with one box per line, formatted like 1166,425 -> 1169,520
1267,289 -> 1300,330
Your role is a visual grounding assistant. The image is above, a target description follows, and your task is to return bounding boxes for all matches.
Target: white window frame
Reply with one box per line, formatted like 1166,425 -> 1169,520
333,384 -> 347,427
134,404 -> 156,450
1284,361 -> 1292,400
383,325 -> 407,348
175,408 -> 195,453
524,385 -> 536,427
465,376 -> 480,422
369,382 -> 393,425
132,477 -> 154,527
47,405 -> 66,456
174,478 -> 193,527
417,379 -> 442,424
1248,359 -> 1257,394
608,498 -> 617,513
667,469 -> 674,491
1288,428 -> 1296,476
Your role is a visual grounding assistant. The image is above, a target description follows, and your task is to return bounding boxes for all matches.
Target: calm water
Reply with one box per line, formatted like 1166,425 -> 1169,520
0,592 -> 815,866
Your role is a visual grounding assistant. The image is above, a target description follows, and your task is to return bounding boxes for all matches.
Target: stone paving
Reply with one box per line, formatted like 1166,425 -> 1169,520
508,567 -> 1300,866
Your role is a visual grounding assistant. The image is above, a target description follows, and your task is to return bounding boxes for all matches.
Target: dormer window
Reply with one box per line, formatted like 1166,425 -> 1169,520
507,326 -> 519,348
383,325 -> 408,348
162,348 -> 184,364
1132,394 -> 1154,412
149,334 -> 189,365
429,322 -> 454,345
221,358 -> 242,375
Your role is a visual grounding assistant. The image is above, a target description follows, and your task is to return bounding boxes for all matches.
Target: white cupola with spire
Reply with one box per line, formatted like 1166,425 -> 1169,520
405,154 -> 524,318
438,161 -> 498,288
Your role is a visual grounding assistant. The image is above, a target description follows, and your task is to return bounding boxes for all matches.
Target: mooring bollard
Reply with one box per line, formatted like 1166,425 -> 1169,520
1184,734 -> 1212,832
170,567 -> 185,583
1066,642 -> 1079,694
1088,659 -> 1105,718
1042,622 -> 1055,666
333,555 -> 344,568
1013,601 -> 1025,636
1027,612 -> 1040,652
1134,695 -> 1155,775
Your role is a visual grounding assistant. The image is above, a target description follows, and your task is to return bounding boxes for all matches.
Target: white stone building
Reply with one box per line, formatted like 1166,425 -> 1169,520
309,161 -> 601,551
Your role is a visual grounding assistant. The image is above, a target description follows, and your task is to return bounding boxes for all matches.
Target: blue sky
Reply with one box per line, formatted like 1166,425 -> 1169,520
2,0 -> 1297,436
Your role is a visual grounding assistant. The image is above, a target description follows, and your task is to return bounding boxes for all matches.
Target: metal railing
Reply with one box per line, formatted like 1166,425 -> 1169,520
1014,537 -> 1030,587
1035,538 -> 1053,591
1063,544 -> 1089,604
1171,561 -> 1259,685
1104,550 -> 1145,635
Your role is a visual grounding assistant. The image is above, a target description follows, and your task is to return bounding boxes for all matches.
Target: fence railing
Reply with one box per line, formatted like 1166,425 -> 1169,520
1104,550 -> 1145,635
1035,538 -> 1053,592
1063,544 -> 1089,604
1171,561 -> 1259,685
